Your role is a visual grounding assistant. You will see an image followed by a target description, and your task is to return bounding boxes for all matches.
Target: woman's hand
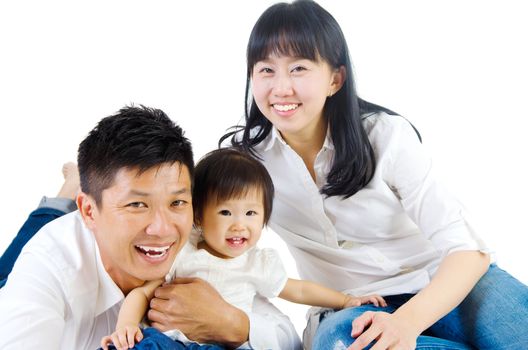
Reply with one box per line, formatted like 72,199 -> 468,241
100,324 -> 143,350
147,277 -> 249,348
347,311 -> 419,350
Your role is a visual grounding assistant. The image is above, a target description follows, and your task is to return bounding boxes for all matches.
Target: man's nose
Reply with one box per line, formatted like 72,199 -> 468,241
146,209 -> 173,237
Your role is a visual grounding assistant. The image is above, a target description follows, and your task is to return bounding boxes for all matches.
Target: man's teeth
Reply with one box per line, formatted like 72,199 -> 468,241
274,104 -> 298,112
136,245 -> 170,257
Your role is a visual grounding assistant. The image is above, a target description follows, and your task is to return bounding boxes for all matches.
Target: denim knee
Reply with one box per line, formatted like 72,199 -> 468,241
312,305 -> 387,350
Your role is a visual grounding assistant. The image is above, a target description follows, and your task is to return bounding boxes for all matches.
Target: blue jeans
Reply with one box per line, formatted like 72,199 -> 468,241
0,197 -> 75,288
99,327 -> 225,350
313,265 -> 528,349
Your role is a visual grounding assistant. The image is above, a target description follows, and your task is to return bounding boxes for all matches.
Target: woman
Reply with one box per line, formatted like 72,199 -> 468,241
220,0 -> 528,349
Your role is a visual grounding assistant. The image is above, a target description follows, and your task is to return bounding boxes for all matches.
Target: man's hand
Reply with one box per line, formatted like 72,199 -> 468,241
347,311 -> 418,350
147,277 -> 249,348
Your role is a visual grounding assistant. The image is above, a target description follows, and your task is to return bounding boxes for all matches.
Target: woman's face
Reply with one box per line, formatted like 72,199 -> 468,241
251,54 -> 343,142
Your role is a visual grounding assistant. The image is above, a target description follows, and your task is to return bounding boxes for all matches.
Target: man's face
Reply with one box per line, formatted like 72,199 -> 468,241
79,162 -> 193,293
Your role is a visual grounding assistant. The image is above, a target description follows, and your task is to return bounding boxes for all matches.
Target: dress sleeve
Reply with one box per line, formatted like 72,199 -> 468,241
384,118 -> 489,257
0,251 -> 66,349
254,248 -> 289,298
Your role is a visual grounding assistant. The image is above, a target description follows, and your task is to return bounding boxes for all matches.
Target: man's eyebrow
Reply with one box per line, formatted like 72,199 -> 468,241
128,188 -> 191,196
171,188 -> 191,195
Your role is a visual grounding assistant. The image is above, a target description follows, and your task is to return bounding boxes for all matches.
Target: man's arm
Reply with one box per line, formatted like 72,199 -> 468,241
0,252 -> 66,349
147,277 -> 301,349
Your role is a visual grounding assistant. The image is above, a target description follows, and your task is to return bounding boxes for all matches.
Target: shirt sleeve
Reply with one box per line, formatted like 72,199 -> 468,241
384,118 -> 489,257
0,251 -> 66,349
245,294 -> 302,350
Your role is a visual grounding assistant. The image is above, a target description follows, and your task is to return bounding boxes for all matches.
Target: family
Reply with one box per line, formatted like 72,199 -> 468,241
1,1 -> 527,349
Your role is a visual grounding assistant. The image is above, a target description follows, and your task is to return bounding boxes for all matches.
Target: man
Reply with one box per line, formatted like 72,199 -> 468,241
0,106 -> 300,349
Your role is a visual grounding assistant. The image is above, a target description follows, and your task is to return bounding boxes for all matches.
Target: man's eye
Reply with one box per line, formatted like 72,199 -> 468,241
172,200 -> 186,207
219,210 -> 231,216
127,202 -> 146,208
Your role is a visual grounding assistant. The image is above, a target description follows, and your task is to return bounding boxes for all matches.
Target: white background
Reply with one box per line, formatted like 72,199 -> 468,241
1,0 -> 527,338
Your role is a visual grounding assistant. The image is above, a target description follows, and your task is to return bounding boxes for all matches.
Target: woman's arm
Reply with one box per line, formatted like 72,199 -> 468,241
279,278 -> 386,309
348,250 -> 490,350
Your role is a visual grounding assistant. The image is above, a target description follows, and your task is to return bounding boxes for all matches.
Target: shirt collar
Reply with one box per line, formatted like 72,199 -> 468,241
262,125 -> 335,152
261,127 -> 283,152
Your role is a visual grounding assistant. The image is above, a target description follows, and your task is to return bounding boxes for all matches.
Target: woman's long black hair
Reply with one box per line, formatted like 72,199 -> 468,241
219,0 -> 399,199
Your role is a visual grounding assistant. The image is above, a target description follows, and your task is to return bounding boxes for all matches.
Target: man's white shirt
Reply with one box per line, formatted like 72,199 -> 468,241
0,211 -> 122,349
0,211 -> 300,350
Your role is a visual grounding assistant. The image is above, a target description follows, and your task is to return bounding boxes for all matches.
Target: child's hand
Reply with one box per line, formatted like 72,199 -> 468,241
343,294 -> 387,308
100,325 -> 143,350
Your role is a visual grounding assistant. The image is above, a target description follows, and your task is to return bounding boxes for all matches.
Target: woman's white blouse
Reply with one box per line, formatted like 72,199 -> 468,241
254,113 -> 488,296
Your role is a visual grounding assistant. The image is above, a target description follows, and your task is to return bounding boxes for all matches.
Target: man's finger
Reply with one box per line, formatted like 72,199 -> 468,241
170,277 -> 200,285
149,296 -> 171,311
147,308 -> 168,327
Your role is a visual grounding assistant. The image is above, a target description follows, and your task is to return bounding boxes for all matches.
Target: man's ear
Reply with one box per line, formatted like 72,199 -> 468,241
77,192 -> 98,231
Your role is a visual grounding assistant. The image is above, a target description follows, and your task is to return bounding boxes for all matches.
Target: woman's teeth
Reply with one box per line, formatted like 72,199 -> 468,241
274,104 -> 298,112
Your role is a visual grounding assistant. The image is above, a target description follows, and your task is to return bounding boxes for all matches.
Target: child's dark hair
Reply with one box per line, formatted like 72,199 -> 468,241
193,148 -> 274,225
77,105 -> 194,206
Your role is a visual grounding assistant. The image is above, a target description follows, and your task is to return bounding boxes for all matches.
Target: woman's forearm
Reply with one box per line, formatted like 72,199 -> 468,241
393,250 -> 490,334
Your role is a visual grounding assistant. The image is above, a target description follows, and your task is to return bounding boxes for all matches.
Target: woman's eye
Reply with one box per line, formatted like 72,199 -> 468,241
219,210 -> 231,216
259,67 -> 273,74
172,200 -> 186,207
291,66 -> 306,73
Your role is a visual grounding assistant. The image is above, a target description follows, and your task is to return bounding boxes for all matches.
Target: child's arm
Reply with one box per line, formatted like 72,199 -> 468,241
278,278 -> 387,309
101,278 -> 164,350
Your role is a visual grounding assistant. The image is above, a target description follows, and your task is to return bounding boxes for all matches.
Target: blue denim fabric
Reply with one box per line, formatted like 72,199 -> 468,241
312,265 -> 528,350
0,207 -> 66,288
99,328 -> 225,350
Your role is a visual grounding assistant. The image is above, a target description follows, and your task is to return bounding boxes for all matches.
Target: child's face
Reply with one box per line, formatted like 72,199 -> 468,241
251,53 -> 342,141
199,188 -> 264,259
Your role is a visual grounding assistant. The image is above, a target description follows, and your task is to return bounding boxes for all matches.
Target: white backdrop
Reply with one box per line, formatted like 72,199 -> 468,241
1,0 -> 526,337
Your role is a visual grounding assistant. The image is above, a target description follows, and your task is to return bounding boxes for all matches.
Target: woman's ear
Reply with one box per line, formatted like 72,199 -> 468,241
76,192 -> 98,231
328,65 -> 346,97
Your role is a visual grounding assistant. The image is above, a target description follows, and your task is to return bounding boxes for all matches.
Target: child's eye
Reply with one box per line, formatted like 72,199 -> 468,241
127,202 -> 146,208
219,210 -> 232,216
246,210 -> 258,216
